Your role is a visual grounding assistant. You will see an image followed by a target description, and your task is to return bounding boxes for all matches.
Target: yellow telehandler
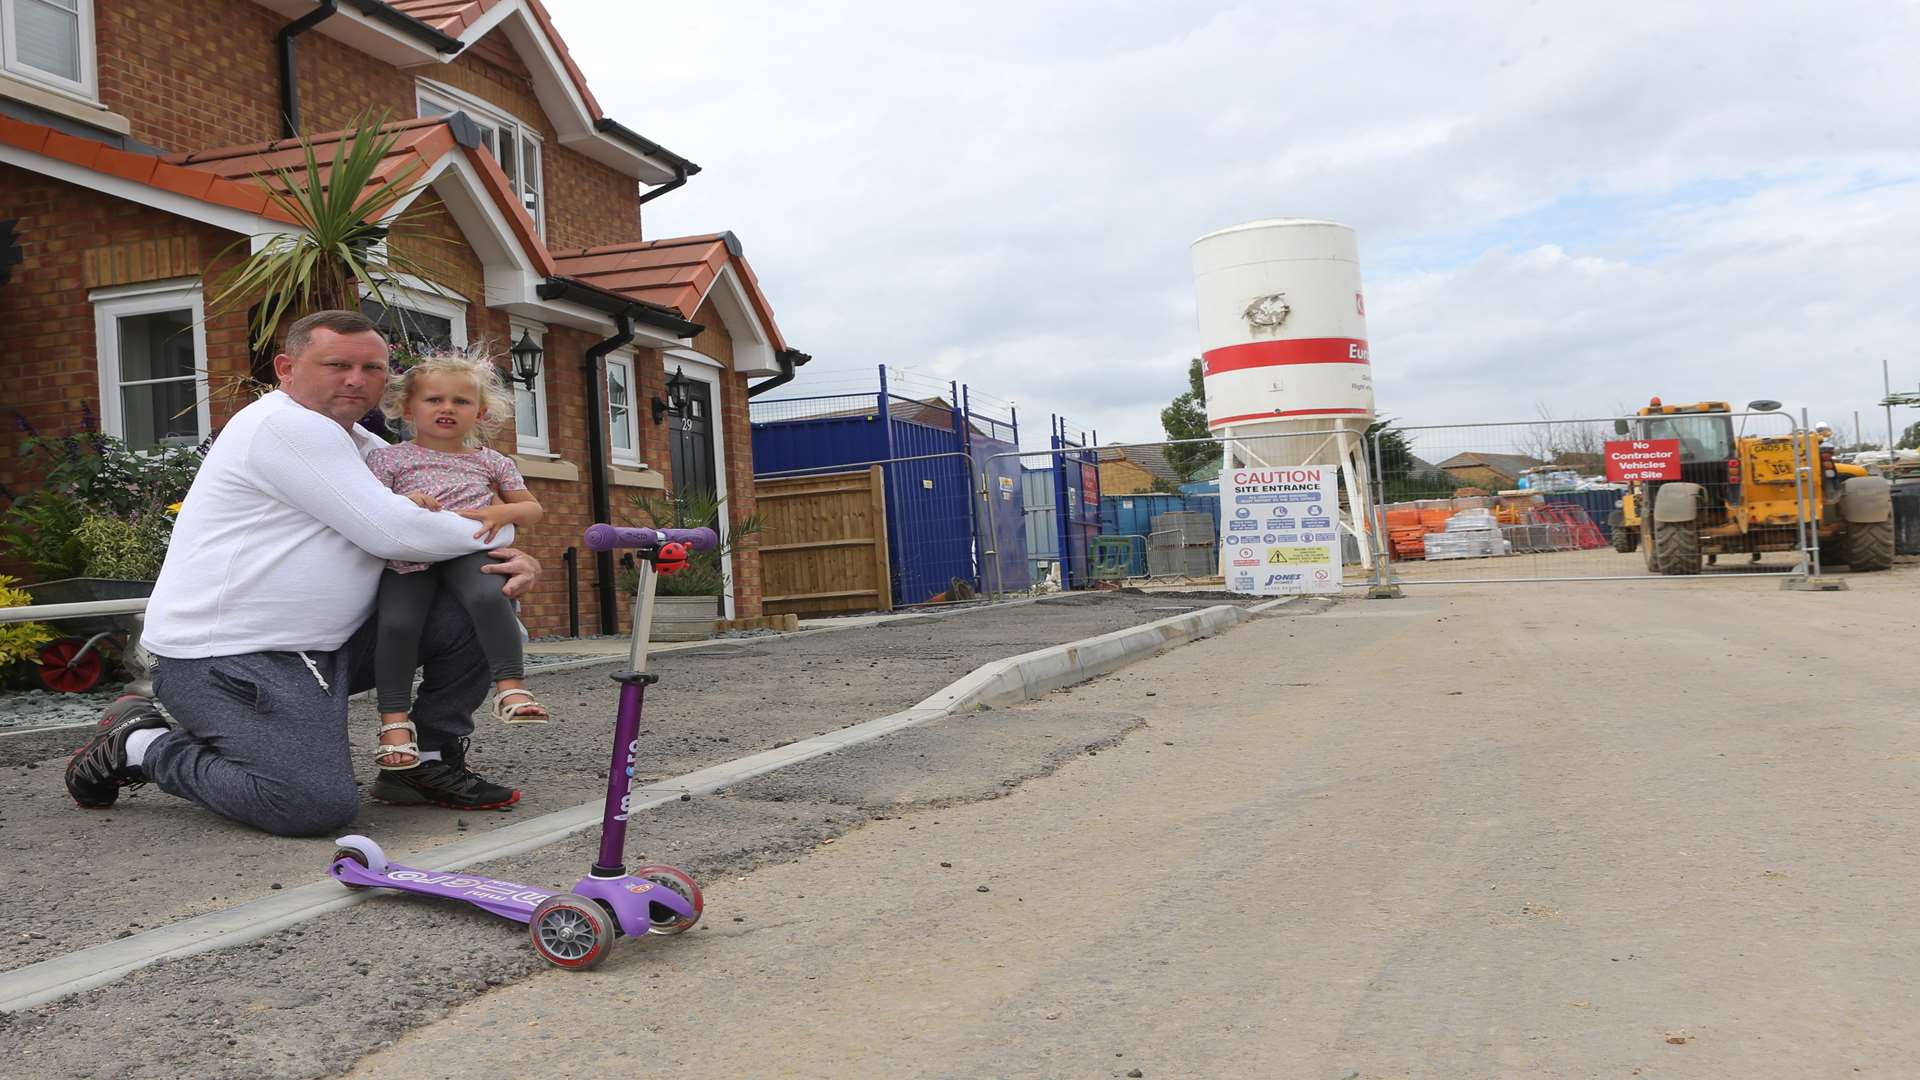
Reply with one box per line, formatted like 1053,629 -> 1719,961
1609,398 -> 1893,574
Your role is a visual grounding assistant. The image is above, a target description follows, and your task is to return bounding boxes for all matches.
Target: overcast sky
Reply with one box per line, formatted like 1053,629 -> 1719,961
556,1 -> 1920,452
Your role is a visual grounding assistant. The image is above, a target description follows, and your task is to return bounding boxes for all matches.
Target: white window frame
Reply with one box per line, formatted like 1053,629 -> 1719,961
359,281 -> 469,351
90,279 -> 209,451
511,322 -> 551,455
1,0 -> 96,101
416,79 -> 545,240
605,349 -> 642,467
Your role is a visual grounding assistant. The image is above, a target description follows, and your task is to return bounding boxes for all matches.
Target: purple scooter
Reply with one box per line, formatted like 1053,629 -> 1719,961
327,523 -> 717,970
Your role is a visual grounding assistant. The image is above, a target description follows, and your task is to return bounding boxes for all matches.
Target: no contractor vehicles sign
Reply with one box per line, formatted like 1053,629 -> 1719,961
1223,466 -> 1342,596
1604,439 -> 1682,483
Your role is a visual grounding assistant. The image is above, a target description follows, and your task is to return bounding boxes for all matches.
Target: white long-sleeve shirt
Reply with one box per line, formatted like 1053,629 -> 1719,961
142,391 -> 512,658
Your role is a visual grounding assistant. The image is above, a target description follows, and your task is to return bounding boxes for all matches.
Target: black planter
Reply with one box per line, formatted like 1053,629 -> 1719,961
25,578 -> 155,636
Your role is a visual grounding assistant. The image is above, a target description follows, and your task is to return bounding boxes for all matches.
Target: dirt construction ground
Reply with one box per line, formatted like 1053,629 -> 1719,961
6,566 -> 1920,1078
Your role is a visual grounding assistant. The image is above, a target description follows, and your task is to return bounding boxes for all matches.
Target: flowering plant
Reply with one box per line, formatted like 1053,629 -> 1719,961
0,408 -> 206,579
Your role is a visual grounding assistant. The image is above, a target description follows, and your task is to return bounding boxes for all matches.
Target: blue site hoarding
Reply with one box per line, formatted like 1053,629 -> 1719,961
750,366 -> 1026,607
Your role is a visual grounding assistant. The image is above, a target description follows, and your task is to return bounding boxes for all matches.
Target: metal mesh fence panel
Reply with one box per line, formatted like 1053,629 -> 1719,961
748,393 -> 887,425
1373,411 -> 1812,585
980,430 -> 1376,597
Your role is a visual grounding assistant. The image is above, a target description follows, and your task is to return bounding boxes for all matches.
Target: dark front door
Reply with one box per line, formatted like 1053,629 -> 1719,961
668,376 -> 717,500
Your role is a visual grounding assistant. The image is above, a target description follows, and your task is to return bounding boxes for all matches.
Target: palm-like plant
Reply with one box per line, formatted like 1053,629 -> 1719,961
208,111 -> 454,352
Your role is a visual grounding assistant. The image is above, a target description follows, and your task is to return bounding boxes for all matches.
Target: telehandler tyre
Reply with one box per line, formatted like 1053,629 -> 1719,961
1651,519 -> 1702,575
1609,511 -> 1638,553
1841,519 -> 1894,572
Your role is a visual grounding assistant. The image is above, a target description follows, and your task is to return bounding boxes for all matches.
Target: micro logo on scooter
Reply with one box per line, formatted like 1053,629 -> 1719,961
614,738 -> 641,821
625,882 -> 654,894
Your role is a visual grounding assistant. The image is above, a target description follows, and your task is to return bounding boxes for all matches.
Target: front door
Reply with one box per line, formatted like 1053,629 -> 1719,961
668,376 -> 717,500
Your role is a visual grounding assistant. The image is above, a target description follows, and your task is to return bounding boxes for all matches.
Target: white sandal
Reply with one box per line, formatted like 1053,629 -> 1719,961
374,719 -> 420,770
492,688 -> 550,725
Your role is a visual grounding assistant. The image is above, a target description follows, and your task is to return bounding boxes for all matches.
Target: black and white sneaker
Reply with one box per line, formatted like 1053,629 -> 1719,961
66,695 -> 170,809
370,740 -> 519,810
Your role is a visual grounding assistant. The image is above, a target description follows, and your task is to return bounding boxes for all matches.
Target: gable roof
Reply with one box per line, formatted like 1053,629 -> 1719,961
2,108 -> 762,348
554,232 -> 789,353
252,0 -> 695,183
1097,445 -> 1185,487
1435,451 -> 1542,477
165,114 -> 557,278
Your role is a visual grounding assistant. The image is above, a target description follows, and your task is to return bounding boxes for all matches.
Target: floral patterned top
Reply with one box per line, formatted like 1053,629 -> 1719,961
366,441 -> 527,574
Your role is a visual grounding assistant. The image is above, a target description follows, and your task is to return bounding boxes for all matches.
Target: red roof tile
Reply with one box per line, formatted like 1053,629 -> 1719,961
0,112 -> 298,224
0,111 -> 53,155
91,145 -> 162,186
520,0 -> 603,119
553,234 -> 789,351
386,0 -> 503,34
387,0 -> 604,120
40,129 -> 106,172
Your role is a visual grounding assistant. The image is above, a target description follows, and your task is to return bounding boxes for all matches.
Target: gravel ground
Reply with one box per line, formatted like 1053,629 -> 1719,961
0,688 -> 130,732
0,592 -> 1245,974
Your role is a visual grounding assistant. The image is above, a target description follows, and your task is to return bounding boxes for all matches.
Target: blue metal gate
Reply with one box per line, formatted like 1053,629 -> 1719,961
1051,417 -> 1101,590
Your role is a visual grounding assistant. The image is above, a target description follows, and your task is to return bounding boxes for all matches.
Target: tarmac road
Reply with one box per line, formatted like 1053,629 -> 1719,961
344,567 -> 1920,1080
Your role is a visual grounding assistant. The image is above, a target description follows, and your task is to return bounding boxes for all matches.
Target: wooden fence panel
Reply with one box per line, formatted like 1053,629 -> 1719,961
755,465 -> 893,619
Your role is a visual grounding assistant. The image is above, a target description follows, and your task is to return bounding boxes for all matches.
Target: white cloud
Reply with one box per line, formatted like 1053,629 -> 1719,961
552,0 -> 1920,450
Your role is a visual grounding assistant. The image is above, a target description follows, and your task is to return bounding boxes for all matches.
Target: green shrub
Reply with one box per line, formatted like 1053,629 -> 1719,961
73,513 -> 173,581
0,491 -> 92,579
0,574 -> 53,667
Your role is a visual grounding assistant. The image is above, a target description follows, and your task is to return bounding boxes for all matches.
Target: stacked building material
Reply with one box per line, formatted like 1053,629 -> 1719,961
1424,508 -> 1511,560
1148,511 -> 1218,577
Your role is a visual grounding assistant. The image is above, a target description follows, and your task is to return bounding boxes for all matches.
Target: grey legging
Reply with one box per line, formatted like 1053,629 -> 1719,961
376,551 -> 523,712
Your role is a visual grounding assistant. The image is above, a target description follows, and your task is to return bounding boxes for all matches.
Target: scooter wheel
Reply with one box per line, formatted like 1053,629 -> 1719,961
530,894 -> 613,970
329,848 -> 373,890
38,638 -> 105,693
328,835 -> 388,889
632,864 -> 703,935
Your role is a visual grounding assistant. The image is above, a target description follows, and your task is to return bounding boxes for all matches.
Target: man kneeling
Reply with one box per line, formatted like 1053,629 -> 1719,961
64,311 -> 538,835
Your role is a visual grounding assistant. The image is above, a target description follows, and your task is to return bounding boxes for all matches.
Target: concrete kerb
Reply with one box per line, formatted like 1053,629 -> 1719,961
0,603 -> 1246,1013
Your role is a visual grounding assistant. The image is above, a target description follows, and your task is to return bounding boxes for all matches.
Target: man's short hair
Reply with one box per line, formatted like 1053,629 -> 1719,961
285,310 -> 383,356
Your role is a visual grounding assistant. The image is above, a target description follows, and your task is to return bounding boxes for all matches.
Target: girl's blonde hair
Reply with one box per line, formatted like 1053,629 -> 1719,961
380,345 -> 514,447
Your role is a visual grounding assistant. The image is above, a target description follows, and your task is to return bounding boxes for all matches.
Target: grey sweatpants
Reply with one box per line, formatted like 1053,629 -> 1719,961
143,588 -> 491,836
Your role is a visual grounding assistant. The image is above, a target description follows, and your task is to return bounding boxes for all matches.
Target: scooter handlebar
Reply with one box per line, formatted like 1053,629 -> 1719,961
583,524 -> 719,552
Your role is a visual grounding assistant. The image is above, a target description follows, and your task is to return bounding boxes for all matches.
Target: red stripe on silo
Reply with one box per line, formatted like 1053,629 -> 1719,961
1208,408 -> 1371,428
1202,338 -> 1369,374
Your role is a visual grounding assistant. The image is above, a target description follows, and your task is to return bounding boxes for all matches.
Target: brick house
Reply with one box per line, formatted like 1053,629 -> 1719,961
0,0 -> 809,636
1095,445 -> 1184,495
1433,452 -> 1543,493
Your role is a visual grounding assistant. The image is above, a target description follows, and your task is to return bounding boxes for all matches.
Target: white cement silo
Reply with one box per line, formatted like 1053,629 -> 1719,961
1191,218 -> 1377,566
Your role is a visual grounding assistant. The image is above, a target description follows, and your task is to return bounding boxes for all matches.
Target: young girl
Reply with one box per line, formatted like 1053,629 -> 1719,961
365,351 -> 549,771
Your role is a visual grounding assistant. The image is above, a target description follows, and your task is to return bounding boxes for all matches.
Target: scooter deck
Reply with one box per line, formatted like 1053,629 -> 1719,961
329,859 -> 552,924
327,857 -> 699,938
